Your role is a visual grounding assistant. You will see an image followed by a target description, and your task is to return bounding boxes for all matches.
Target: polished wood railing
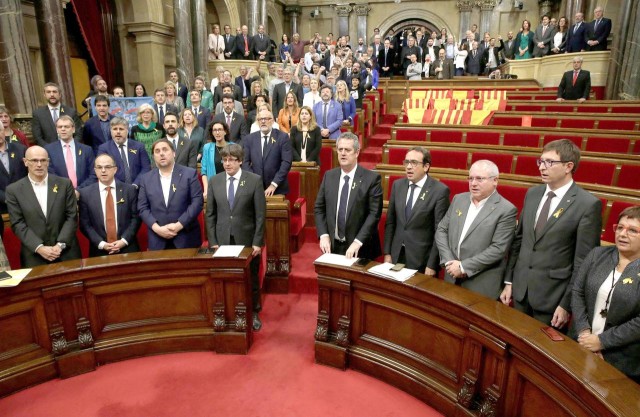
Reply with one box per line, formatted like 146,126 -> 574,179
0,249 -> 254,397
314,261 -> 640,417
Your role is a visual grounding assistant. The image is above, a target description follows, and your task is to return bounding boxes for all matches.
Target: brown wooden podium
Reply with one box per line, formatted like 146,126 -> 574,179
0,248 -> 254,397
314,260 -> 640,417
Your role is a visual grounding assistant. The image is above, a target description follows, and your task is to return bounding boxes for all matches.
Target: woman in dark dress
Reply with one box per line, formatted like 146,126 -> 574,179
289,106 -> 321,165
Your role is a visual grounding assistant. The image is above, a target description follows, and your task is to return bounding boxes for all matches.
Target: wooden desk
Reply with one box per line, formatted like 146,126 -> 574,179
314,261 -> 640,417
0,249 -> 254,397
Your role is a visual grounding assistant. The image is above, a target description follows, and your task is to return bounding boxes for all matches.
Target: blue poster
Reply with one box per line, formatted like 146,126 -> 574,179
91,96 -> 154,128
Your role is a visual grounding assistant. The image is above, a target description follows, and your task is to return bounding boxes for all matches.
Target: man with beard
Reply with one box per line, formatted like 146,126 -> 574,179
82,95 -> 114,154
32,82 -> 83,147
162,112 -> 197,169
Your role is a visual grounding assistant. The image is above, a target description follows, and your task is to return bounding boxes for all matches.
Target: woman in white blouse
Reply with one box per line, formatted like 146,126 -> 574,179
208,24 -> 225,61
302,78 -> 322,108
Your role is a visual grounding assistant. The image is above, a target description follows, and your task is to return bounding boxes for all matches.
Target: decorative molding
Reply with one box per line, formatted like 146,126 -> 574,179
234,302 -> 247,331
315,310 -> 329,342
353,4 -> 371,16
285,5 -> 302,14
457,374 -> 476,408
76,317 -> 94,348
456,0 -> 475,12
334,5 -> 352,17
213,302 -> 226,331
13,115 -> 33,138
475,0 -> 497,11
267,259 -> 277,273
50,326 -> 68,355
335,315 -> 350,347
279,258 -> 290,273
479,389 -> 498,417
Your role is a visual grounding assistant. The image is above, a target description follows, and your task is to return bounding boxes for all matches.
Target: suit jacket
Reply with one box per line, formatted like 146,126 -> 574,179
191,106 -> 212,130
166,134 -> 198,169
566,22 -> 588,52
176,82 -> 189,106
313,100 -> 344,139
236,33 -> 254,59
505,182 -> 602,313
242,129 -> 292,194
252,33 -> 271,58
0,142 -> 28,213
272,82 -> 304,119
378,48 -> 397,77
532,24 -> 556,57
585,18 -> 612,51
82,115 -> 114,155
314,165 -> 383,260
465,50 -> 483,75
153,103 -> 178,125
503,39 -> 517,59
205,170 -> 265,248
45,140 -> 96,189
97,139 -> 151,186
137,164 -> 203,250
384,177 -> 450,271
6,175 -> 81,267
31,105 -> 83,147
557,69 -> 591,100
212,84 -> 243,108
435,192 -> 517,300
290,126 -> 322,165
481,41 -> 504,72
430,58 -> 455,79
212,111 -> 248,145
571,246 -> 640,380
78,181 -> 141,257
223,33 -> 236,58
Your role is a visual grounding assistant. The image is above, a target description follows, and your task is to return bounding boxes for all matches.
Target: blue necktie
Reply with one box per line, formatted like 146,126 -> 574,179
405,183 -> 417,220
337,175 -> 349,240
228,177 -> 235,208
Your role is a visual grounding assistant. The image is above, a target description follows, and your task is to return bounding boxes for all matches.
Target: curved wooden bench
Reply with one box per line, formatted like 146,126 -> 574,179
0,249 -> 254,397
314,261 -> 640,417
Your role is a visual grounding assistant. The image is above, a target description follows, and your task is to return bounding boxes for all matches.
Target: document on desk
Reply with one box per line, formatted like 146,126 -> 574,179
367,263 -> 417,282
212,245 -> 245,257
0,269 -> 32,288
315,253 -> 359,267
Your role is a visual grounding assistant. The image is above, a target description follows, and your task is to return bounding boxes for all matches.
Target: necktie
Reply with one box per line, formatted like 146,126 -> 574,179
337,175 -> 349,240
574,23 -> 579,34
542,26 -> 546,36
228,177 -> 235,208
262,135 -> 268,157
405,183 -> 417,220
193,107 -> 198,115
572,71 -> 579,86
226,114 -> 232,127
347,69 -> 351,77
323,102 -> 328,127
105,186 -> 117,242
595,19 -> 599,30
52,108 -> 59,123
65,144 -> 77,188
158,106 -> 164,124
244,35 -> 248,52
535,191 -> 556,238
173,139 -> 178,152
119,144 -> 131,183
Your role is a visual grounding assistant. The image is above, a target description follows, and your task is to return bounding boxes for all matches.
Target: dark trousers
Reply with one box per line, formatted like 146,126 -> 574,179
514,291 -> 566,333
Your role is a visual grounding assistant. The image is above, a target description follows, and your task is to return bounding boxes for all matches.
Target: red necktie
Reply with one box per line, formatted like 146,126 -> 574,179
244,35 -> 248,52
572,71 -> 578,86
105,186 -> 117,242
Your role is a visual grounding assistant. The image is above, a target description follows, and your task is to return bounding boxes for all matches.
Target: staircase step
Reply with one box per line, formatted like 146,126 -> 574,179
368,134 -> 390,148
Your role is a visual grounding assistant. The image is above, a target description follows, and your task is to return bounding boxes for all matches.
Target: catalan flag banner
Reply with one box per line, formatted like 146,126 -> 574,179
422,109 -> 469,125
478,90 -> 507,100
409,90 -> 428,100
454,99 -> 483,110
403,98 -> 429,110
430,98 -> 453,110
406,108 -> 428,124
469,110 -> 495,125
452,90 -> 474,100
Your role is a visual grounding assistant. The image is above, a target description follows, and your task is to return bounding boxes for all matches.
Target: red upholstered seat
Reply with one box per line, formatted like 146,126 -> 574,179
514,155 -> 541,177
466,131 -> 500,145
616,165 -> 640,189
320,146 -> 333,178
611,106 -> 640,114
430,130 -> 463,143
430,149 -> 468,170
543,135 -> 582,148
377,211 -> 387,263
388,147 -> 406,165
560,119 -> 594,129
498,184 -> 528,215
602,201 -> 635,243
545,105 -> 572,112
387,175 -> 404,199
573,161 -> 616,186
634,141 -> 640,154
491,116 -> 521,127
585,136 -> 631,153
286,171 -> 307,252
503,132 -> 540,148
471,152 -> 512,174
439,178 -> 468,201
396,129 -> 427,141
598,119 -> 637,131
531,117 -> 558,128
513,105 -> 543,112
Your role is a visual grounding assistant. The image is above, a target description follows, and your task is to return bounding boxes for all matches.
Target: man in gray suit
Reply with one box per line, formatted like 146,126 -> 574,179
162,112 -> 197,169
501,139 -> 601,329
435,160 -> 517,300
532,15 -> 556,57
384,147 -> 450,275
6,146 -> 81,267
206,144 -> 266,331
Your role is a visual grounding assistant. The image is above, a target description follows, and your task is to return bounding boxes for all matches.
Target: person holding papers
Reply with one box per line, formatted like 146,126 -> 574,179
205,143 -> 266,331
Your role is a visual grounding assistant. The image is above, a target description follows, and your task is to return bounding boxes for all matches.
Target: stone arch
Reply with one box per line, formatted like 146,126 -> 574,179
377,9 -> 453,41
266,1 -> 284,42
220,0 -> 241,29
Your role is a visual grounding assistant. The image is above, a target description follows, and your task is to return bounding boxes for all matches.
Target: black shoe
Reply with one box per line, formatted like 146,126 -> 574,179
253,312 -> 262,331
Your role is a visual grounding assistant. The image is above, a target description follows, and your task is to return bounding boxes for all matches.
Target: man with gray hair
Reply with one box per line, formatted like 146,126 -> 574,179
556,56 -> 591,102
314,132 -> 382,259
435,160 -> 517,299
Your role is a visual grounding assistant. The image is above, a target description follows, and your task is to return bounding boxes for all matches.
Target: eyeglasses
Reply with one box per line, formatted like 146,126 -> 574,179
95,165 -> 116,171
257,117 -> 273,122
467,176 -> 496,183
402,159 -> 423,167
26,158 -> 49,164
536,159 -> 568,169
613,224 -> 640,238
212,128 -> 225,132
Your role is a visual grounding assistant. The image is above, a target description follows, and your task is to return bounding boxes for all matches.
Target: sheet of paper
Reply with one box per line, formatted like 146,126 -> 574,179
0,269 -> 32,288
212,245 -> 245,257
367,262 -> 417,282
314,253 -> 359,267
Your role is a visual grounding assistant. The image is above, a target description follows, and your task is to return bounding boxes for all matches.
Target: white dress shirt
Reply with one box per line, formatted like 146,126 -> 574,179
458,192 -> 494,259
332,167 -> 357,241
160,168 -> 174,206
535,180 -> 573,228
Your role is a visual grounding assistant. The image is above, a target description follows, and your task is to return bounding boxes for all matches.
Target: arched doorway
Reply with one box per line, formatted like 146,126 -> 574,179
383,19 -> 440,42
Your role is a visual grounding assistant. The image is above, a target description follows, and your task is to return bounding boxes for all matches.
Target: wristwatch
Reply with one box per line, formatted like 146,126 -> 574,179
57,242 -> 67,250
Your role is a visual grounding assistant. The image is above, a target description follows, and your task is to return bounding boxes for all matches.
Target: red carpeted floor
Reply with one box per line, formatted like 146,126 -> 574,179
0,293 -> 442,417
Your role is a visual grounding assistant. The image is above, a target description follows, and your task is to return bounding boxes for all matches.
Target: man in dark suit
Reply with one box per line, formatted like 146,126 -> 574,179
566,12 -> 588,52
137,138 -> 203,250
206,143 -> 266,330
222,24 -> 236,59
79,153 -> 141,257
31,82 -> 83,147
532,15 -> 556,57
0,129 -> 27,214
465,41 -> 483,75
501,139 -> 602,329
271,67 -> 304,119
169,70 -> 189,106
211,94 -> 248,145
435,160 -> 518,300
236,24 -> 253,59
153,88 -> 178,126
45,115 -> 96,197
423,38 -> 440,63
97,117 -> 151,188
556,56 -> 591,102
82,95 -> 113,155
585,6 -> 612,51
252,24 -> 271,61
503,31 -> 517,60
242,110 -> 292,196
189,90 -> 212,130
314,132 -> 383,259
400,36 -> 421,74
384,147 -> 449,274
162,112 -> 197,169
6,146 -> 81,267
431,48 -> 455,79
378,39 -> 396,78
481,36 -> 505,75
213,71 -> 243,107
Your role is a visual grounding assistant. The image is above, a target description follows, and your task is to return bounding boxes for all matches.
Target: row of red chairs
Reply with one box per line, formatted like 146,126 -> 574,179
491,114 -> 639,131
